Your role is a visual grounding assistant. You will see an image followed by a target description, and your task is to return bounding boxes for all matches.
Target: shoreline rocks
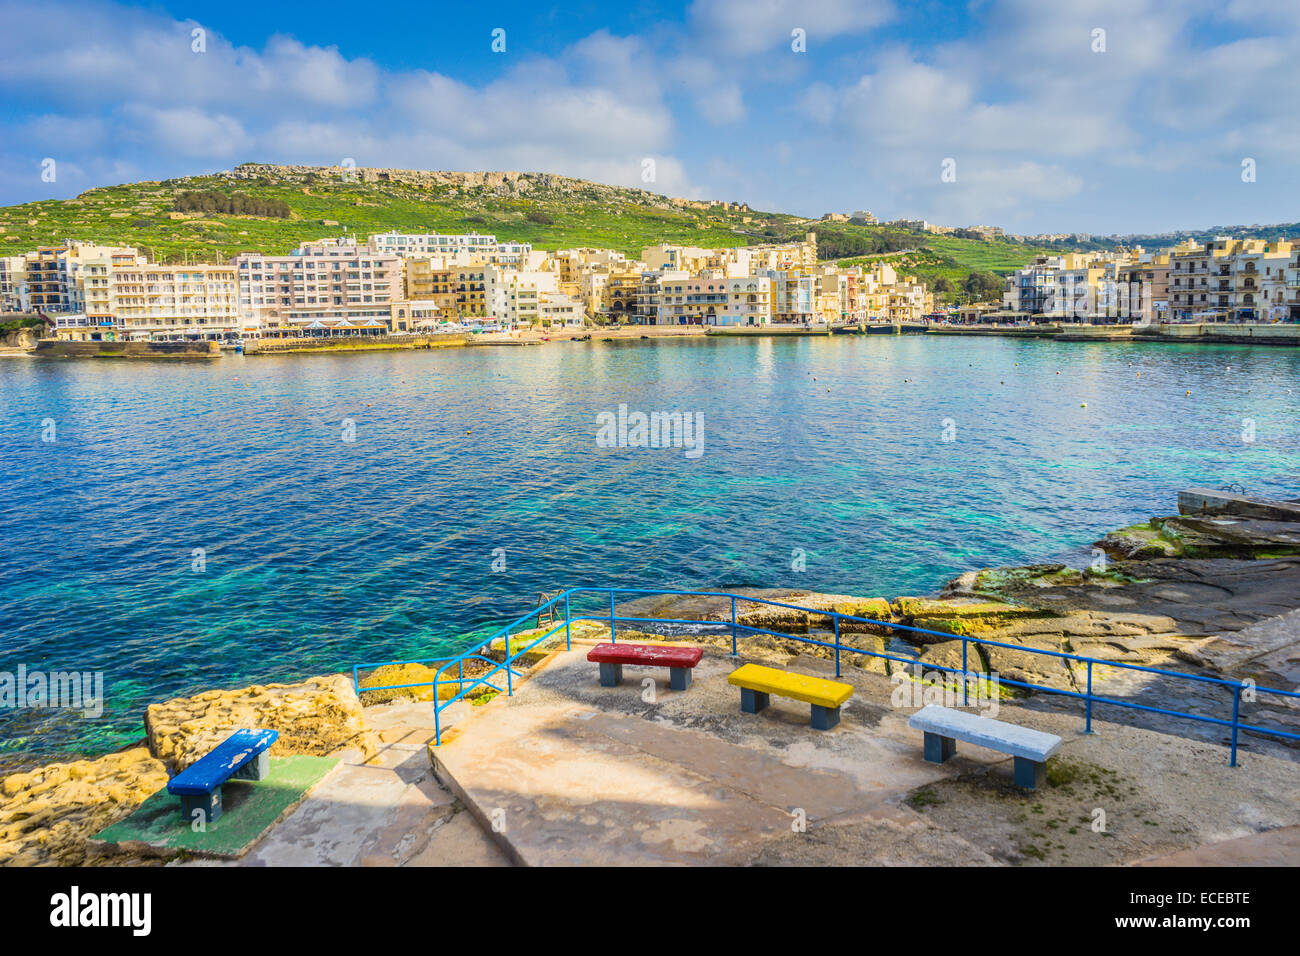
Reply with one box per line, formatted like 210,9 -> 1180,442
145,674 -> 378,772
0,748 -> 168,866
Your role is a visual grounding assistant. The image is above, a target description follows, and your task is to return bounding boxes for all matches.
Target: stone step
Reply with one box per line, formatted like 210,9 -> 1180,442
1180,488 -> 1300,523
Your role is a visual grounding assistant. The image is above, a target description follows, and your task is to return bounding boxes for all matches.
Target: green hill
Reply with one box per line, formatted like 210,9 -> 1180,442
0,163 -> 1058,299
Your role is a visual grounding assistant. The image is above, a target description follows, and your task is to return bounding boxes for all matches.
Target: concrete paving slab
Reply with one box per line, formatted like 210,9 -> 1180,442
1135,825 -> 1300,866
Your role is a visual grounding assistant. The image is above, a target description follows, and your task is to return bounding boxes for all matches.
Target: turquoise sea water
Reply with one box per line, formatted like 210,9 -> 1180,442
2,335 -> 1299,768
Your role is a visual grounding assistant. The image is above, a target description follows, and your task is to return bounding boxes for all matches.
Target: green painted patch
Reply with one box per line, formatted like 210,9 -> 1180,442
92,755 -> 338,859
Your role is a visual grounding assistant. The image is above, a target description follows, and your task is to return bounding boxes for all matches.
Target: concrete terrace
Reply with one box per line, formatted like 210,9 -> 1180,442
421,638 -> 1300,866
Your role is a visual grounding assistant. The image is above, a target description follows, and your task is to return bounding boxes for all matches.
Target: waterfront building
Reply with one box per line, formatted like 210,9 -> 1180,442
453,265 -> 488,317
1169,238 -> 1293,322
537,291 -> 586,328
1048,257 -> 1107,321
1116,251 -> 1171,323
765,269 -> 816,323
403,257 -> 458,318
0,256 -> 26,312
235,238 -> 403,335
601,268 -> 642,321
635,271 -> 678,325
1231,242 -> 1292,322
656,272 -> 772,326
1009,257 -> 1057,315
886,278 -> 930,322
1286,250 -> 1300,321
485,266 -> 558,326
18,242 -> 137,315
78,252 -> 241,340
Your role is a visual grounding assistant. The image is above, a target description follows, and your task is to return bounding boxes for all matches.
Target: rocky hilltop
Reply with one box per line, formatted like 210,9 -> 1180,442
225,163 -> 751,213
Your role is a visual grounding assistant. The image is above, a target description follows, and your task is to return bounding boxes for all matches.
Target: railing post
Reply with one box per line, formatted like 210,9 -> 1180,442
434,688 -> 441,746
610,590 -> 617,644
833,616 -> 841,678
961,639 -> 968,706
507,654 -> 514,696
565,592 -> 571,650
731,596 -> 738,656
1230,684 -> 1242,767
1085,660 -> 1093,734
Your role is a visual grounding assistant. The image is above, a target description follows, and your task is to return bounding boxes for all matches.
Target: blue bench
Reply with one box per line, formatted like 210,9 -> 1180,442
166,728 -> 279,824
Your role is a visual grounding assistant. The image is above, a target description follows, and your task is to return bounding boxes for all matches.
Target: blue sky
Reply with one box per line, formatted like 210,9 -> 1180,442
3,0 -> 1299,234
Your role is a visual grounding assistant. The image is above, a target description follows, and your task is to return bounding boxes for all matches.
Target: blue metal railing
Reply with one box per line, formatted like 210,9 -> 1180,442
352,587 -> 1300,762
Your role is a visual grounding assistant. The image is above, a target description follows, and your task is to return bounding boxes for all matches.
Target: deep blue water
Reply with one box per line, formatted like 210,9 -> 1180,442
2,335 -> 1299,767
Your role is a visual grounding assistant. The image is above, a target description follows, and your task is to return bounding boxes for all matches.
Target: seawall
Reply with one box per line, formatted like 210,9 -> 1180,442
33,339 -> 220,358
244,333 -> 473,354
928,322 -> 1300,346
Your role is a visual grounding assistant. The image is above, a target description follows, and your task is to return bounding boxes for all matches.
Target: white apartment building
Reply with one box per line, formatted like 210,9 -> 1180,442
485,266 -> 559,326
0,256 -> 25,312
538,291 -> 585,328
369,232 -> 532,265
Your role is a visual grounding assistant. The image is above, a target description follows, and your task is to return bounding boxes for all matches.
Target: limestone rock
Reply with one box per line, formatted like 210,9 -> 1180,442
145,675 -> 377,771
1096,523 -> 1181,560
1160,516 -> 1300,559
358,663 -> 469,704
0,748 -> 167,866
894,596 -> 1048,643
1098,516 -> 1300,561
615,588 -> 896,635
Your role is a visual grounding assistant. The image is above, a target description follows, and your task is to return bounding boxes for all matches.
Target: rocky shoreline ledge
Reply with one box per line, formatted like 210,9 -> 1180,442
3,487 -> 1298,866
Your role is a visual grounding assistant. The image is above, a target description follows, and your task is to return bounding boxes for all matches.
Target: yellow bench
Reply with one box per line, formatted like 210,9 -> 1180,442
727,664 -> 853,730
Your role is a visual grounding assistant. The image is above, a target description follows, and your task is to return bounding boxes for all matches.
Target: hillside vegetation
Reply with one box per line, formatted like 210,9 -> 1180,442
0,163 -> 1059,294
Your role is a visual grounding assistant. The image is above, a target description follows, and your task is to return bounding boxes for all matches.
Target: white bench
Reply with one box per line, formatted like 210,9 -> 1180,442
908,704 -> 1062,790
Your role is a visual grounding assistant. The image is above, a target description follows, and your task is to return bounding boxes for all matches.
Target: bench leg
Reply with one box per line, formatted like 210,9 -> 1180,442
810,704 -> 840,730
598,662 -> 623,687
740,688 -> 770,714
230,751 -> 270,782
1014,756 -> 1046,790
180,790 -> 222,826
669,666 -> 692,691
923,732 -> 956,763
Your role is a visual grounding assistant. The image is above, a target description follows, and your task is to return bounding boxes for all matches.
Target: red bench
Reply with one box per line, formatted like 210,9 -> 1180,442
587,643 -> 705,691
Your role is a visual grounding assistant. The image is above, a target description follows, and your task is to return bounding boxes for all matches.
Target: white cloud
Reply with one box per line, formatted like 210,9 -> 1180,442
119,106 -> 249,158
928,161 -> 1086,225
688,0 -> 894,55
